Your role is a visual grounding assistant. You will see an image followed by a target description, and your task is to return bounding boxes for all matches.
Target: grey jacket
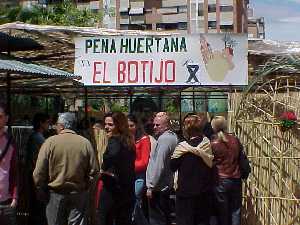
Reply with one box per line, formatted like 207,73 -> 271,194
146,130 -> 178,191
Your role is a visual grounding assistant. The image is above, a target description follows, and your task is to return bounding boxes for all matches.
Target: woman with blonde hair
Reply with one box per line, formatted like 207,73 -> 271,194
92,119 -> 108,167
211,116 -> 242,225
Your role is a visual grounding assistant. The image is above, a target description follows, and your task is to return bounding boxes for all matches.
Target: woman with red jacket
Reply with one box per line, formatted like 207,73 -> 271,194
128,114 -> 151,222
128,115 -> 151,193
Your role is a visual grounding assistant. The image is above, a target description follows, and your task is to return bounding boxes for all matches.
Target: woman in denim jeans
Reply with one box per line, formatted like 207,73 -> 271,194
128,114 -> 151,223
211,116 -> 242,225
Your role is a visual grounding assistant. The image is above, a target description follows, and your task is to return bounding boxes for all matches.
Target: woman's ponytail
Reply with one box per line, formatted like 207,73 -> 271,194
211,116 -> 228,142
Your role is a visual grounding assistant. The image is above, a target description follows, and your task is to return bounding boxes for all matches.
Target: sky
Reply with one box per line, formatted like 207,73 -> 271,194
250,0 -> 300,41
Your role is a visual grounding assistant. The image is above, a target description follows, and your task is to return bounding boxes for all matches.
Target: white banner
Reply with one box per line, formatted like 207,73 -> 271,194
74,33 -> 248,86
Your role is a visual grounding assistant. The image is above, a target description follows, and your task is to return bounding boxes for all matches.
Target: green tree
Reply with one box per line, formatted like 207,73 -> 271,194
111,102 -> 128,113
0,0 -> 102,26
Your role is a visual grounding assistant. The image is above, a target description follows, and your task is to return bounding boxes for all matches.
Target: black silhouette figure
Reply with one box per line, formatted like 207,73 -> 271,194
186,64 -> 200,83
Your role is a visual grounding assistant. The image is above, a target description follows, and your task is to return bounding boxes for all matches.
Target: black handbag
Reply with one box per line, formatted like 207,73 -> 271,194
132,201 -> 149,225
238,141 -> 251,180
100,170 -> 121,192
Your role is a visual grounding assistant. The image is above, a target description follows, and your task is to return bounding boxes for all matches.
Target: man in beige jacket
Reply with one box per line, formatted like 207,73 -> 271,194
33,112 -> 98,225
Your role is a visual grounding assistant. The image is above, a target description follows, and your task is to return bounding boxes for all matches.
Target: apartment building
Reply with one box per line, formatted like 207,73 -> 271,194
0,0 -> 97,7
248,17 -> 265,39
3,0 -> 248,34
118,0 -> 249,33
247,6 -> 265,39
190,0 -> 248,33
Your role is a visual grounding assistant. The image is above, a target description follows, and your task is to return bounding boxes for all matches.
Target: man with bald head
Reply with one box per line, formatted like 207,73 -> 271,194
146,112 -> 178,225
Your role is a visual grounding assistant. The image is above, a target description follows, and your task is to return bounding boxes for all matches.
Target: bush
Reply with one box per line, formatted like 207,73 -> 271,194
0,0 -> 103,26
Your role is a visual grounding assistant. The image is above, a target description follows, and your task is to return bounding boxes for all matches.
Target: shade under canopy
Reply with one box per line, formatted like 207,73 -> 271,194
0,32 -> 43,52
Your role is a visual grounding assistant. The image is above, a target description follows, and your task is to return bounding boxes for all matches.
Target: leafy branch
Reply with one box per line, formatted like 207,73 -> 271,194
0,0 -> 103,27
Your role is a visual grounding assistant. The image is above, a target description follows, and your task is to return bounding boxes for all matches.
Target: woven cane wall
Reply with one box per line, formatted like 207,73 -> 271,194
229,76 -> 300,225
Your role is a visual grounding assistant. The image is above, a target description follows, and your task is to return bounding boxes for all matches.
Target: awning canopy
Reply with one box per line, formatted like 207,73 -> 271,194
0,54 -> 81,97
0,57 -> 78,78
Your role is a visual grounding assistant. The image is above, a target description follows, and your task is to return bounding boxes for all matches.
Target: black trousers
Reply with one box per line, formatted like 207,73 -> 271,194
214,178 -> 242,225
176,193 -> 211,225
97,187 -> 134,225
0,200 -> 17,225
148,190 -> 172,225
28,175 -> 47,225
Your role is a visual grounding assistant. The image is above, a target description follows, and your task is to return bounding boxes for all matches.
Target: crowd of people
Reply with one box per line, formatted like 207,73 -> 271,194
0,102 -> 245,225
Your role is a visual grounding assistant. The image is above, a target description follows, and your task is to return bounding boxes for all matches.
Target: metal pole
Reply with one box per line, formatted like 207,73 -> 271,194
192,87 -> 195,113
7,29 -> 11,131
84,87 -> 88,128
46,96 -> 49,114
179,91 -> 182,130
6,71 -> 11,131
159,89 -> 164,112
129,90 -> 133,113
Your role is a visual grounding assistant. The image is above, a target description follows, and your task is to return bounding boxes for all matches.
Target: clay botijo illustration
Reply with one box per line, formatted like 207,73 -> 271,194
200,34 -> 237,81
